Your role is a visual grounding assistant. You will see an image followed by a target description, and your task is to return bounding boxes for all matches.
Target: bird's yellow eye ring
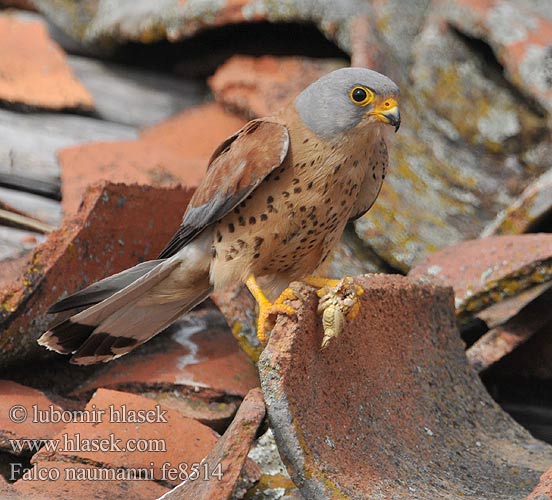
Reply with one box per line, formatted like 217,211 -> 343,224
349,85 -> 374,106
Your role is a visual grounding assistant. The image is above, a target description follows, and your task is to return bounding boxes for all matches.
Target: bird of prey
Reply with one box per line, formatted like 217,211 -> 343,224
38,67 -> 400,365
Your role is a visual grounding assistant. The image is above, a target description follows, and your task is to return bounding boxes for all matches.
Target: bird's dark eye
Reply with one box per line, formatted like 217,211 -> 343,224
352,88 -> 367,102
349,86 -> 374,106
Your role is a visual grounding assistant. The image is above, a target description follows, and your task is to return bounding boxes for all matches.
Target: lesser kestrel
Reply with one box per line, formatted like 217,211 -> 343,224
39,67 -> 400,364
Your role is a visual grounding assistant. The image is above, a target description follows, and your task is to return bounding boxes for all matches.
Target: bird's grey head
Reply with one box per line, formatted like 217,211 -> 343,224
295,67 -> 401,139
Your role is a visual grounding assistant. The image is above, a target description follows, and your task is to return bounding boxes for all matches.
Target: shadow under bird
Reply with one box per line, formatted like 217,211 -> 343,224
38,67 -> 401,365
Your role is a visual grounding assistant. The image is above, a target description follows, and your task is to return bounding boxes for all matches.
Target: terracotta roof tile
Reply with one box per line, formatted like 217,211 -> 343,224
59,102 -> 245,214
73,309 -> 259,399
0,380 -> 65,455
208,55 -> 346,118
0,183 -> 193,365
0,14 -> 93,110
33,388 -> 219,486
259,275 -> 552,499
160,388 -> 265,499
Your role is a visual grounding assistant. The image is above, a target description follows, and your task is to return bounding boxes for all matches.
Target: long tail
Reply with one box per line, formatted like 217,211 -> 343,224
38,236 -> 212,365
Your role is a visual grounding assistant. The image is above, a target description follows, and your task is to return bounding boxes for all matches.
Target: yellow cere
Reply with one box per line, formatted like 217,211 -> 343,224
368,97 -> 399,124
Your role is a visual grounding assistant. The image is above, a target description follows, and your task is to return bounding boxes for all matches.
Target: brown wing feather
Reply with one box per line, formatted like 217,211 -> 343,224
158,119 -> 289,258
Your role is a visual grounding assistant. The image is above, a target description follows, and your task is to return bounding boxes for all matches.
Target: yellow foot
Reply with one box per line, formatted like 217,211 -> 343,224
303,276 -> 341,289
245,277 -> 297,343
306,276 -> 364,348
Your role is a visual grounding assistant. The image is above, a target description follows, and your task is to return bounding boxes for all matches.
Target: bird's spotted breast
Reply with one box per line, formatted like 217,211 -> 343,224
210,117 -> 385,291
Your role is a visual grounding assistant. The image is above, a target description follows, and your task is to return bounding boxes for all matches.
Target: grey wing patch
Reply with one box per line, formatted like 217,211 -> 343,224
158,186 -> 250,259
159,120 -> 289,259
48,260 -> 163,314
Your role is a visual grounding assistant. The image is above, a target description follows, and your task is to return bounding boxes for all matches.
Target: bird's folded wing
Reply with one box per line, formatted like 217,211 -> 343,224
159,119 -> 290,258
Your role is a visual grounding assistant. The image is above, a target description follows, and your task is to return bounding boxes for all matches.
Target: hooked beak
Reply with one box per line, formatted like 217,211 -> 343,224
380,107 -> 401,132
365,98 -> 401,132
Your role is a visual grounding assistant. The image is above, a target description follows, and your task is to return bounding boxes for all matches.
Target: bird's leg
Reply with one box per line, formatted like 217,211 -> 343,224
304,276 -> 364,348
245,276 -> 297,343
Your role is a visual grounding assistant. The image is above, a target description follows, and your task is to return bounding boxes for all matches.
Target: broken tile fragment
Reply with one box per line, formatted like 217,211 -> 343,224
0,251 -> 33,292
0,107 -> 137,187
260,275 -> 552,499
68,55 -> 209,128
0,473 -> 18,499
354,1 -> 550,271
0,185 -> 61,229
208,55 -> 346,118
0,199 -> 53,234
141,391 -> 239,434
211,283 -> 262,363
158,388 -> 265,500
59,102 -> 245,214
0,226 -> 45,267
73,309 -> 259,399
526,464 -> 552,500
246,429 -> 301,499
14,461 -> 168,499
349,13 -> 385,69
439,0 -> 552,115
0,380 -> 65,455
34,388 -> 219,486
477,281 -> 552,329
33,0 -> 365,52
0,0 -> 35,9
483,169 -> 552,237
0,14 -> 93,110
364,0 -> 430,68
0,183 -> 193,365
231,458 -> 262,500
491,319 -> 552,380
412,16 -> 540,151
409,234 -> 552,320
467,288 -> 552,372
